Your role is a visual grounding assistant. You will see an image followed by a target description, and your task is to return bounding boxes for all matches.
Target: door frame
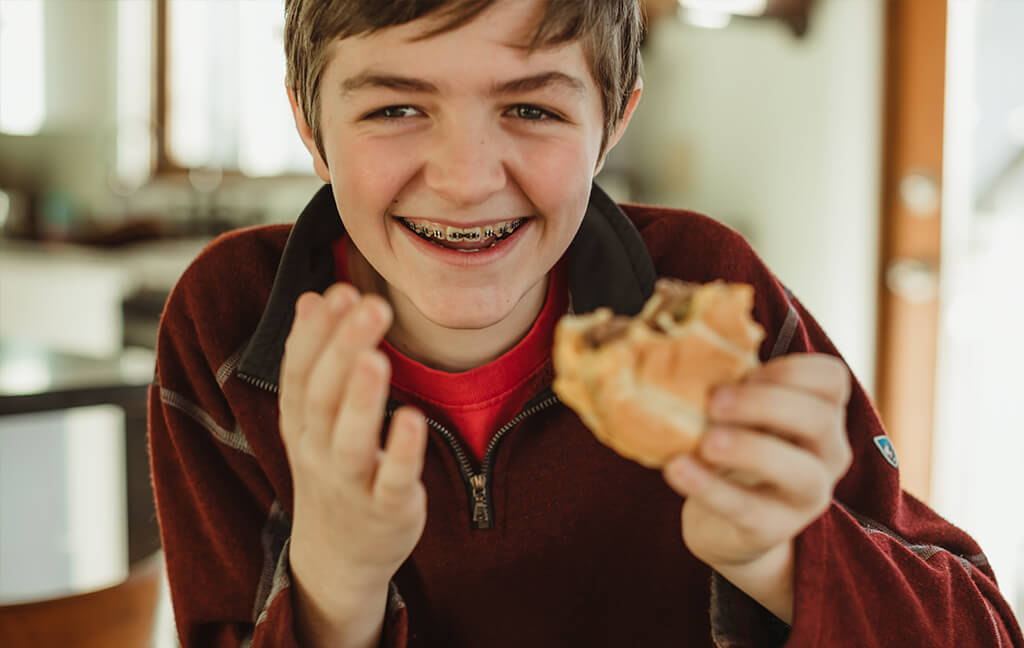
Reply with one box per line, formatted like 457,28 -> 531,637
875,0 -> 948,503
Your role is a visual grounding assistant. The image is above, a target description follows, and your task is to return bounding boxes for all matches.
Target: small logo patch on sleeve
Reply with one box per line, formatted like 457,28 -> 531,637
873,435 -> 899,468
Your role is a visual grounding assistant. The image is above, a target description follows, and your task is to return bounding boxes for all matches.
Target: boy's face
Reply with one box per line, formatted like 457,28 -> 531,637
294,0 -> 632,332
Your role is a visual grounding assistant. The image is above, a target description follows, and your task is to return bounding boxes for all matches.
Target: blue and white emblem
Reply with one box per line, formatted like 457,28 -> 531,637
873,435 -> 899,469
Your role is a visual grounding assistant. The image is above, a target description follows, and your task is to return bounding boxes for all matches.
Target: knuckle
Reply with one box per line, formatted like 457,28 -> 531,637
815,467 -> 836,511
817,490 -> 833,517
279,361 -> 303,390
295,439 -> 319,465
332,443 -> 361,469
788,465 -> 815,497
293,292 -> 323,323
375,477 -> 411,505
835,446 -> 851,477
362,294 -> 392,318
357,350 -> 389,382
838,443 -> 854,474
285,436 -> 318,469
685,476 -> 708,499
825,409 -> 846,438
725,442 -> 756,476
735,506 -> 766,538
278,396 -> 297,427
282,333 -> 302,361
325,282 -> 357,303
807,485 -> 832,519
805,466 -> 828,503
830,362 -> 852,398
293,291 -> 315,314
306,391 -> 336,422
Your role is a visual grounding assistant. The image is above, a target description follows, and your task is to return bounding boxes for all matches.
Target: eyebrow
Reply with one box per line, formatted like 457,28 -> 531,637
339,71 -> 587,99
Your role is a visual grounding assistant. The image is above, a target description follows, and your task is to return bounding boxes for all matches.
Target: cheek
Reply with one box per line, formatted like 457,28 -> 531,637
515,137 -> 599,221
327,136 -> 419,214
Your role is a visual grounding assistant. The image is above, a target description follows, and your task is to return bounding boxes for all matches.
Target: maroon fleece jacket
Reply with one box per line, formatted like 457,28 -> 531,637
149,184 -> 1023,647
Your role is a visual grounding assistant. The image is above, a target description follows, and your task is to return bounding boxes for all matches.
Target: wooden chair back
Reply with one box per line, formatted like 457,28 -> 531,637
0,551 -> 164,648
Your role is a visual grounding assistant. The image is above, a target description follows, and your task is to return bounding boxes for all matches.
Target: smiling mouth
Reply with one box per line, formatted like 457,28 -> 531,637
397,217 -> 529,252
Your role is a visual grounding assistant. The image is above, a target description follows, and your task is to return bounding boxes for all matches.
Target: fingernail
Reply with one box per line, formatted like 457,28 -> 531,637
369,300 -> 391,324
668,456 -> 698,485
712,387 -> 735,414
708,429 -> 733,452
401,409 -> 425,434
328,289 -> 353,313
357,302 -> 378,326
294,294 -> 315,320
360,351 -> 387,377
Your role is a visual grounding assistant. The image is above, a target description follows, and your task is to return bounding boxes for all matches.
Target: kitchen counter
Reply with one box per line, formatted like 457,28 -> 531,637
0,236 -> 212,356
0,236 -> 212,295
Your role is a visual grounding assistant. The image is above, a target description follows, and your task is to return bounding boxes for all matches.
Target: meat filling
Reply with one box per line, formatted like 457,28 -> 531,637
645,279 -> 700,333
583,316 -> 631,349
582,280 -> 700,348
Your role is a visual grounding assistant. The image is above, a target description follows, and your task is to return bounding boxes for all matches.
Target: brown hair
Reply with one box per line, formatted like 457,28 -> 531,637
284,0 -> 644,163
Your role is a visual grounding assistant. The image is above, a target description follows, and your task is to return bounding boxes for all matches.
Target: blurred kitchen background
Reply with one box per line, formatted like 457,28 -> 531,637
0,0 -> 1022,644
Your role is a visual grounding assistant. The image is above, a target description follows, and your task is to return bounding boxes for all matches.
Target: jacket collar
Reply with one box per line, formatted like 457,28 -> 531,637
235,183 -> 656,389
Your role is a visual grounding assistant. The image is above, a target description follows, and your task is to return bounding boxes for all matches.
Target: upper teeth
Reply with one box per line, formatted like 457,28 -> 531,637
401,218 -> 525,242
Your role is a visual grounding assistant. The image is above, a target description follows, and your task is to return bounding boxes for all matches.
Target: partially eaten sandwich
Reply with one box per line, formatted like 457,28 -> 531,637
552,279 -> 765,468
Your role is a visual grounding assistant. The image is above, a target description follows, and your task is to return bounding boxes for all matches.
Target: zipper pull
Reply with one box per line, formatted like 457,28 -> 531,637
469,474 -> 492,529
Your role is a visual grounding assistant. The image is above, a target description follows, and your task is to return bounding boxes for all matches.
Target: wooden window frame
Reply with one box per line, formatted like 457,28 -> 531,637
152,0 -> 309,180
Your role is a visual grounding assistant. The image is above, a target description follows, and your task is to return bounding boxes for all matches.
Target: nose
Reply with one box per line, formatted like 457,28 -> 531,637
423,119 -> 507,207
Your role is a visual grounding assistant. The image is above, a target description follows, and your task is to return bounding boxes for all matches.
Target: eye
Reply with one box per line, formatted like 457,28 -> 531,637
366,105 -> 422,120
509,104 -> 559,121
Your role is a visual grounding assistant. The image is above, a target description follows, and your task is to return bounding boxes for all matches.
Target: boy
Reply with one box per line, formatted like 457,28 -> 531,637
148,1 -> 1024,646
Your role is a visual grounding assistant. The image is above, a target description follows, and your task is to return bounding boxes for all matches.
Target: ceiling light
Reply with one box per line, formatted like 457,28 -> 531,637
680,8 -> 733,29
677,0 -> 769,17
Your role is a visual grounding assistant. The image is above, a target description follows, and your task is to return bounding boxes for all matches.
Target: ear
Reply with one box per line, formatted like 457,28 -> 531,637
287,84 -> 331,183
594,77 -> 643,176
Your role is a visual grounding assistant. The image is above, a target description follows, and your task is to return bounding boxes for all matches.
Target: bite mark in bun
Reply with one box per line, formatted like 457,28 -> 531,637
552,279 -> 765,468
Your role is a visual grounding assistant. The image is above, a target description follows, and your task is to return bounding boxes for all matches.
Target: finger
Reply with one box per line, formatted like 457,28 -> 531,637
710,380 -> 853,479
304,296 -> 393,445
373,407 -> 429,507
746,353 -> 852,407
664,455 -> 801,547
333,350 -> 393,486
699,425 -> 831,511
280,285 -> 358,435
710,381 -> 842,451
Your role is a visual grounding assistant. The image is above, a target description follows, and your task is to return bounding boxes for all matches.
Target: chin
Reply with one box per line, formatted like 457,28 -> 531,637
419,302 -> 512,331
410,287 -> 526,331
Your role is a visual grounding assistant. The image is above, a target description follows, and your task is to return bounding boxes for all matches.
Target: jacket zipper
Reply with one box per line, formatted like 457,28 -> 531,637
389,391 -> 561,530
238,372 -> 280,394
238,370 -> 561,530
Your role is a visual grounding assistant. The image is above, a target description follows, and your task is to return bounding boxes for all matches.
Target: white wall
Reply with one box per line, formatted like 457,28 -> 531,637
932,0 -> 1024,620
616,0 -> 884,394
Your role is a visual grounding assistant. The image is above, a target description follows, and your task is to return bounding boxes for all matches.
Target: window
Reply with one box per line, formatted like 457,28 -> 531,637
158,0 -> 312,176
0,0 -> 45,135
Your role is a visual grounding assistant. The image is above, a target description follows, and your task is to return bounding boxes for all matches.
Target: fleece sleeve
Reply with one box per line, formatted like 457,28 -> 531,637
709,273 -> 1024,647
148,284 -> 410,647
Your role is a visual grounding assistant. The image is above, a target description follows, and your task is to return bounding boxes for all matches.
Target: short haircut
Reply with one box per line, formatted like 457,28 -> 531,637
284,0 -> 644,163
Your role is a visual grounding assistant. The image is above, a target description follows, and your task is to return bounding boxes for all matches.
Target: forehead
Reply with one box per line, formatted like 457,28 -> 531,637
324,0 -> 596,93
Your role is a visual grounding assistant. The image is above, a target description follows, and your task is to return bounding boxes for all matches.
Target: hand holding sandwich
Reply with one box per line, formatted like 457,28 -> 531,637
553,279 -> 853,624
663,352 -> 853,624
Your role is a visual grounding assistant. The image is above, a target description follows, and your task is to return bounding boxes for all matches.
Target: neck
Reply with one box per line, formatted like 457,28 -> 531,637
386,286 -> 547,372
346,242 -> 549,373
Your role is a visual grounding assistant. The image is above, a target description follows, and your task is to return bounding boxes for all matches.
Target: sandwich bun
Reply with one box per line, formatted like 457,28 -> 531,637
552,279 -> 765,468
